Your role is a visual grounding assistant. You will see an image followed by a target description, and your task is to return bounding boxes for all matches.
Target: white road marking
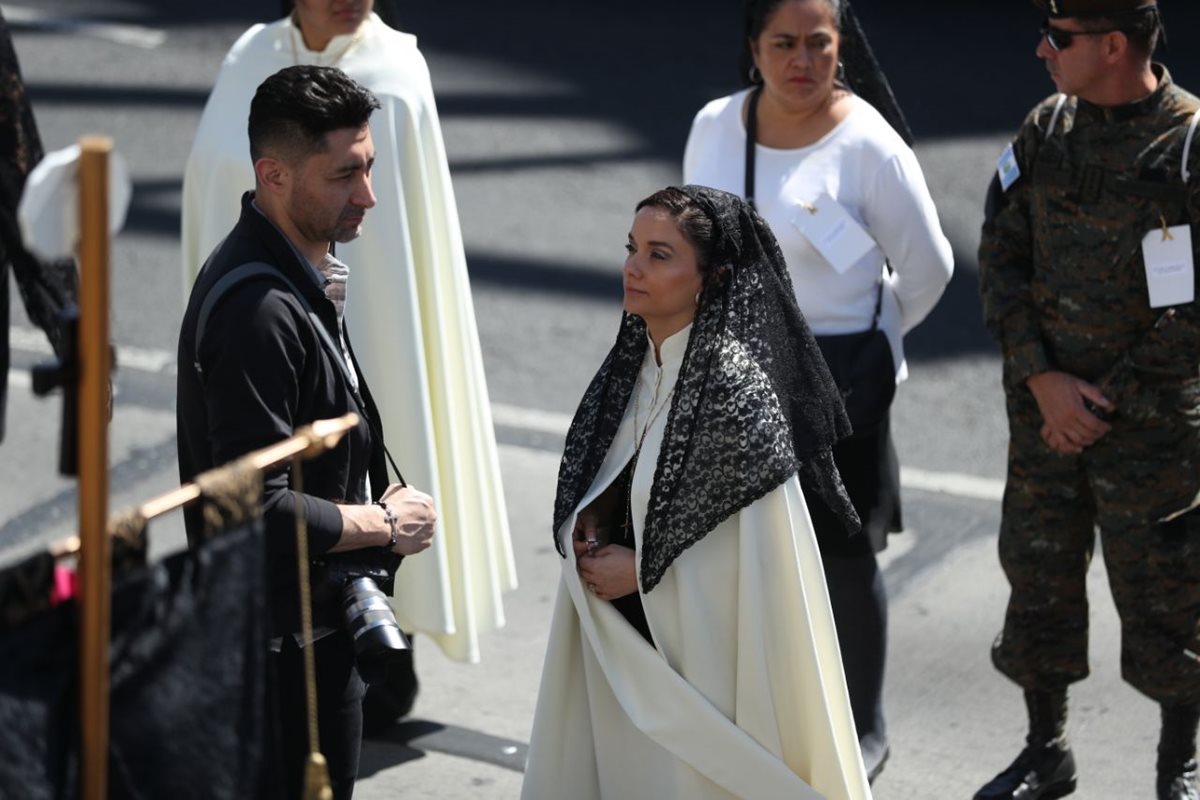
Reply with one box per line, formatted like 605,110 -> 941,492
6,328 -> 1008,503
876,528 -> 916,572
9,325 -> 176,374
8,327 -> 52,354
900,466 -> 1005,503
2,4 -> 166,49
490,402 -> 574,437
491,399 -> 1009,502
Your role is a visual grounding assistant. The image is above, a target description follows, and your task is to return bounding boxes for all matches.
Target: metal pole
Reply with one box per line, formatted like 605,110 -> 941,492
77,135 -> 112,800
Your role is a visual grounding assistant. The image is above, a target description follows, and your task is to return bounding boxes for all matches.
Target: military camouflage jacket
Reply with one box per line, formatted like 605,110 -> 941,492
980,67 -> 1200,517
980,67 -> 1200,400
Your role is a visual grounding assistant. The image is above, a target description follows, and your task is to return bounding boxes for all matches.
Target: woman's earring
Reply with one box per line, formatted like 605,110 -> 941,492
748,65 -> 761,84
836,60 -> 846,86
695,291 -> 702,307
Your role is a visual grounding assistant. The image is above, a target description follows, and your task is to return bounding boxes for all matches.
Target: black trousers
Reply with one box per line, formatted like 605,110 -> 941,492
269,631 -> 366,800
810,413 -> 901,556
806,413 -> 899,773
823,552 -> 889,771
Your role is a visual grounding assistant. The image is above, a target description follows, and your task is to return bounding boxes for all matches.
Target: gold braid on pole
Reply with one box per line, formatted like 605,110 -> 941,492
292,455 -> 332,800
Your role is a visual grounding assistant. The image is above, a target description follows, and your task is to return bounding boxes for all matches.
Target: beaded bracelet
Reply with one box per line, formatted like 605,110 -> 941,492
375,500 -> 399,550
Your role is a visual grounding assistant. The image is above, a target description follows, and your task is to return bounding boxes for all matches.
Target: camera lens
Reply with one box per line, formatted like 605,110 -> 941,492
341,577 -> 408,684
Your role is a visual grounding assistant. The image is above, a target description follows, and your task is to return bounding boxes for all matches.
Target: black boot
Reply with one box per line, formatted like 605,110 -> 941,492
1158,704 -> 1200,800
973,689 -> 1077,800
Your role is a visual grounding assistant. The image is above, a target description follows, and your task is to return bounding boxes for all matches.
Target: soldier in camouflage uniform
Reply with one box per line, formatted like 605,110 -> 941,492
975,2 -> 1200,799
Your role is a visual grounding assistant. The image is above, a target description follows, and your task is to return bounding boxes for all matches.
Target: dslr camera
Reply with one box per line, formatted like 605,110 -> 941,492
313,548 -> 408,684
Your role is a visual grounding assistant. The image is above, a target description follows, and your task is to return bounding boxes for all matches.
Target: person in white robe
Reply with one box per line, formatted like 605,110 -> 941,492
180,0 -> 515,664
523,185 -> 872,800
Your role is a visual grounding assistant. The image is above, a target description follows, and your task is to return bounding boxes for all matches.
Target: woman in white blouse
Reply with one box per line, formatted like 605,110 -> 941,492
684,0 -> 953,782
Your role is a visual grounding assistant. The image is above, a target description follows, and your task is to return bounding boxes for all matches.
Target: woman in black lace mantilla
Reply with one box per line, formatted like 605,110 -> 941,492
523,186 -> 871,800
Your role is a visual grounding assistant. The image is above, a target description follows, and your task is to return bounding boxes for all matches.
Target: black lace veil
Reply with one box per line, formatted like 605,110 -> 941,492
838,1 -> 913,145
553,186 -> 860,592
0,8 -> 78,443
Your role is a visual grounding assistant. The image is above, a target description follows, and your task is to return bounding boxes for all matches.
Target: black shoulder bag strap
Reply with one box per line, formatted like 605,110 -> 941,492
743,86 -> 884,329
193,261 -> 407,486
744,87 -> 761,211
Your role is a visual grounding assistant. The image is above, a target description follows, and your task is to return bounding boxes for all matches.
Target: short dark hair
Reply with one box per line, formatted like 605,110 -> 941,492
742,0 -> 843,86
635,188 -> 724,291
248,65 -> 380,164
1084,7 -> 1162,58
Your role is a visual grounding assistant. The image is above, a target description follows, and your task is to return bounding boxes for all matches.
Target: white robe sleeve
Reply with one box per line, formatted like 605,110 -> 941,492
862,150 -> 954,334
179,16 -> 516,663
733,479 -> 872,799
180,24 -> 264,297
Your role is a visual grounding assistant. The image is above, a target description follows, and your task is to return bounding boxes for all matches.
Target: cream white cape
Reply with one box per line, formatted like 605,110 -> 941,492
523,331 -> 871,799
181,14 -> 516,662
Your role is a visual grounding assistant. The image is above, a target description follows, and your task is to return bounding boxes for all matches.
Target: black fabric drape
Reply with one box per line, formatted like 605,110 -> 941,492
0,522 -> 268,799
0,584 -> 77,798
0,7 -> 78,443
838,1 -> 914,145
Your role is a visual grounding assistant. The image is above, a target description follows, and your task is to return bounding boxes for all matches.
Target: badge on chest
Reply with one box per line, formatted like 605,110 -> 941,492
789,193 -> 877,274
1142,221 -> 1195,308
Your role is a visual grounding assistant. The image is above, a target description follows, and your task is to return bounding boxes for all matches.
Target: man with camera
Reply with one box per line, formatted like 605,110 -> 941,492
176,65 -> 436,800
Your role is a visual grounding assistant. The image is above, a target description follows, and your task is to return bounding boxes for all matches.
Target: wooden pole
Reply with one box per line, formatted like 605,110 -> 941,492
77,136 -> 112,800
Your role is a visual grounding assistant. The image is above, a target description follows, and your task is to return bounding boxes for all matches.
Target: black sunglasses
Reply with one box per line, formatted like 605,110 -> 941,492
1040,21 -> 1122,52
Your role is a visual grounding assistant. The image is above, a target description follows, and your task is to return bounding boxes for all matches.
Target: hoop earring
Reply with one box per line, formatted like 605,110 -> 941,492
695,291 -> 702,307
835,60 -> 846,87
748,65 -> 761,84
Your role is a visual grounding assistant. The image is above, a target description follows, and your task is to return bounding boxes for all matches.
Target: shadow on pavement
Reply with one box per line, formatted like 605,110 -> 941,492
392,0 -> 1200,365
905,244 -> 996,362
399,1 -> 1200,149
360,719 -> 528,778
46,0 -> 1200,360
7,0 -> 281,26
25,83 -> 208,108
467,252 -> 621,302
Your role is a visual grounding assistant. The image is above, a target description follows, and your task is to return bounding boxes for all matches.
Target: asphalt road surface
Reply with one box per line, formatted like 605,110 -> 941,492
3,2 -> 1200,797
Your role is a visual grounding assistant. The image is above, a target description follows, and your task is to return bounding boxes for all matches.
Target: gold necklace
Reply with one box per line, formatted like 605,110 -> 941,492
623,377 -> 674,544
632,365 -> 675,455
288,15 -> 365,67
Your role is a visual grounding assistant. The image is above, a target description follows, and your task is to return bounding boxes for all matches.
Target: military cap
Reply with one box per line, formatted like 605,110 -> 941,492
1033,0 -> 1157,18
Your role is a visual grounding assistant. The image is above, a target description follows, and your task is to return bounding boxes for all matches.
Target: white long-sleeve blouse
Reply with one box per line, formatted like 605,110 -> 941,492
684,88 -> 953,381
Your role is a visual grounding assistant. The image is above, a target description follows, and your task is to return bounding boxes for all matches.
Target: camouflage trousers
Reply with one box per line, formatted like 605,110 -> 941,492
994,389 -> 1200,705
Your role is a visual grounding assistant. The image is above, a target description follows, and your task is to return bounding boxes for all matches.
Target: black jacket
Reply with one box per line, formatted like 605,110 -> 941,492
177,192 -> 391,636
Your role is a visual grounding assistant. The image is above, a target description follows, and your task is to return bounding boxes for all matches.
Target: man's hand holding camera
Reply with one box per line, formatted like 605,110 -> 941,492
332,485 -> 437,554
378,484 -> 437,555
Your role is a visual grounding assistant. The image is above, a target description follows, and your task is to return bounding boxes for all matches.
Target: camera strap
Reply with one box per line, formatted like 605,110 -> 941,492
744,86 -> 761,211
193,261 -> 407,487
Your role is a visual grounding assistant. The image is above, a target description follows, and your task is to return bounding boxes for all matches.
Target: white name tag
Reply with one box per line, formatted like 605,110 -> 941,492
997,143 -> 1021,192
790,193 -> 877,274
1142,224 -> 1194,308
